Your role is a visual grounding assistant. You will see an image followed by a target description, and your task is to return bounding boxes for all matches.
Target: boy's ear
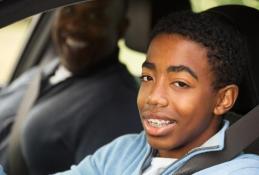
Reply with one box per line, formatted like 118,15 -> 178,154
214,85 -> 239,116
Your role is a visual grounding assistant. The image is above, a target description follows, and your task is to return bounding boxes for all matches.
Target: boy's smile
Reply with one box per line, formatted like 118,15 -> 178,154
137,34 -> 222,158
142,110 -> 177,136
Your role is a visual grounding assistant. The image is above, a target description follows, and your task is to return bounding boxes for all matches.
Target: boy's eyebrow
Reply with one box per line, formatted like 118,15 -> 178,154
142,61 -> 198,80
167,65 -> 198,80
142,61 -> 155,69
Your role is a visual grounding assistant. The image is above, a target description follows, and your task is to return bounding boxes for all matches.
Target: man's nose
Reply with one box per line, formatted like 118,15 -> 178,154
65,20 -> 78,31
147,83 -> 168,107
65,17 -> 85,31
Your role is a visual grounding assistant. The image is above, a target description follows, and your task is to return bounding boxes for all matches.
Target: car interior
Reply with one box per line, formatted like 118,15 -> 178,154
0,0 -> 259,174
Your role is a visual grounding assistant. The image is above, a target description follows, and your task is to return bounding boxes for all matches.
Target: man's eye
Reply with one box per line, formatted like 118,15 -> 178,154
140,75 -> 153,82
173,81 -> 189,88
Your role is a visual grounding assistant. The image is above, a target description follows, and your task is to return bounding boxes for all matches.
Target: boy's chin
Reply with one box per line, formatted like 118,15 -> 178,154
146,134 -> 175,151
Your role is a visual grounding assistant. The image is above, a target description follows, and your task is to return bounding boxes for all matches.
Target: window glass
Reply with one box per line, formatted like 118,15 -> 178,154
118,40 -> 146,77
190,0 -> 259,12
0,17 -> 33,86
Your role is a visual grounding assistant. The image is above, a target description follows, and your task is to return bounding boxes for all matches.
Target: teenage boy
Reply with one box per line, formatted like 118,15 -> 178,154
55,10 -> 259,175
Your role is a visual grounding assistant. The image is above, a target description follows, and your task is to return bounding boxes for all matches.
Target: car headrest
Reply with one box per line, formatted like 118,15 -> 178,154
125,0 -> 191,53
125,0 -> 151,52
205,5 -> 259,115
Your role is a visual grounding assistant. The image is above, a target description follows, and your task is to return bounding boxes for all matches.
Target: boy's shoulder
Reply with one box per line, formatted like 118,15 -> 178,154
71,132 -> 149,175
195,153 -> 259,175
96,131 -> 147,154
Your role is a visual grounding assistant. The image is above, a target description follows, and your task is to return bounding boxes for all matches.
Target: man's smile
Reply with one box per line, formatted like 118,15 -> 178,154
65,37 -> 89,49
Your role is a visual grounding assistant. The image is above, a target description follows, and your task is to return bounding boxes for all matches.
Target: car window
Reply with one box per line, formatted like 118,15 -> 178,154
118,40 -> 145,77
190,0 -> 259,12
0,16 -> 39,86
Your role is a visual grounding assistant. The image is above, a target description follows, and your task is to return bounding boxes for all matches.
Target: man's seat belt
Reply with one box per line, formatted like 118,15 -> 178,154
174,104 -> 259,175
7,68 -> 42,175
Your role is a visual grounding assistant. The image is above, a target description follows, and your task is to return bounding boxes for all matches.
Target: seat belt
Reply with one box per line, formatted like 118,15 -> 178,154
174,104 -> 259,175
7,68 -> 42,175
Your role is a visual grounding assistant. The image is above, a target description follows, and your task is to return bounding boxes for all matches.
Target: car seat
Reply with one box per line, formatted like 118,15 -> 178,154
125,0 -> 191,52
207,4 -> 259,154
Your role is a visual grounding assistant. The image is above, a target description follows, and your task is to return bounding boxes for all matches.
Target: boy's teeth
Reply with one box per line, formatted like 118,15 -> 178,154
147,119 -> 172,128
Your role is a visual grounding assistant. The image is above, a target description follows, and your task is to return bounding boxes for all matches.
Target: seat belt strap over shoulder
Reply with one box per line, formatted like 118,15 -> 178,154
8,68 -> 42,175
174,105 -> 259,175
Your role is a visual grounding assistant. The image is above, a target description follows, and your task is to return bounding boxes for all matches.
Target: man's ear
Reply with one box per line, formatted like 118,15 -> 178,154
213,85 -> 239,116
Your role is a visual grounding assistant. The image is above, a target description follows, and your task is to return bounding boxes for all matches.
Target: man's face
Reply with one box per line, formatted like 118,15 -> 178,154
52,0 -> 125,74
137,34 -> 221,158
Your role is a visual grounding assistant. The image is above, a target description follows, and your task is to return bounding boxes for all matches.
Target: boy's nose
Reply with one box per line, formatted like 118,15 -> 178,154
147,85 -> 168,107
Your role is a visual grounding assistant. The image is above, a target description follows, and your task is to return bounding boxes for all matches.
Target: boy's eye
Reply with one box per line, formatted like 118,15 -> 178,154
140,75 -> 153,82
173,81 -> 190,88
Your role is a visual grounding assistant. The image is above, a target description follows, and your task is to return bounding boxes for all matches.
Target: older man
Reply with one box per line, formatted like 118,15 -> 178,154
0,0 -> 141,174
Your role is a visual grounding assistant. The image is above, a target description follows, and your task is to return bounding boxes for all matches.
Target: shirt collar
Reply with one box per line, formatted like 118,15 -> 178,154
49,65 -> 72,85
199,119 -> 229,149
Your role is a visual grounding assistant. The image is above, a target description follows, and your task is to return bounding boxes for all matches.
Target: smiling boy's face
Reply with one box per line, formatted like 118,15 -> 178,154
137,34 -> 225,158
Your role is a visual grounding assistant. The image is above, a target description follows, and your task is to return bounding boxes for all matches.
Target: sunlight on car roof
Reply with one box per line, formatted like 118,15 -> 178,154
190,0 -> 259,12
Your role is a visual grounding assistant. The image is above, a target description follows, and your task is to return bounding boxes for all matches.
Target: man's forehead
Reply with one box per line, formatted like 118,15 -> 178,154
82,0 -> 113,6
59,0 -> 113,12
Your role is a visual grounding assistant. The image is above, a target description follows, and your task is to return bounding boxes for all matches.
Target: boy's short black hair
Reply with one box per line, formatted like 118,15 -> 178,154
150,10 -> 246,90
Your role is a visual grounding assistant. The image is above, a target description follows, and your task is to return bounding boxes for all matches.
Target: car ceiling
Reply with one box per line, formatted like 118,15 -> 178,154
0,0 -> 88,28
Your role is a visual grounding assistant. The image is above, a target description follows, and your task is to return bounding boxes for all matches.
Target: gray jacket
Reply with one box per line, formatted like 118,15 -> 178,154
0,57 -> 142,174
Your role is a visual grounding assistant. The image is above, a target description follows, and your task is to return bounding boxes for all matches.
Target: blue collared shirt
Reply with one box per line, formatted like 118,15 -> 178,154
55,120 -> 259,175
